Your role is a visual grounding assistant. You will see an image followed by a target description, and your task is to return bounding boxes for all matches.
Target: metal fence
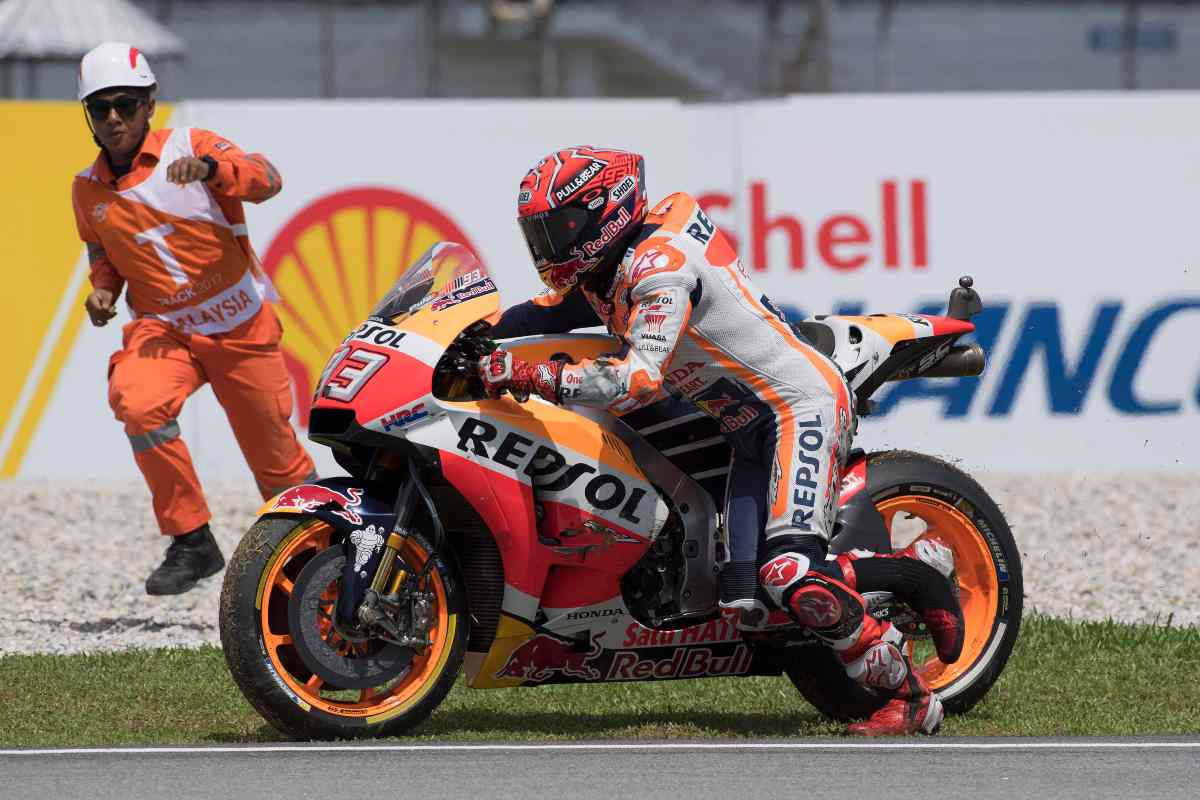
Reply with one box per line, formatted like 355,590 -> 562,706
5,1 -> 1198,100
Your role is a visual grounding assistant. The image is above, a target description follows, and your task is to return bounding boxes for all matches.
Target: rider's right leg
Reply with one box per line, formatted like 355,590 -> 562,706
717,362 -> 952,734
758,544 -> 944,735
751,372 -> 944,735
717,369 -> 855,629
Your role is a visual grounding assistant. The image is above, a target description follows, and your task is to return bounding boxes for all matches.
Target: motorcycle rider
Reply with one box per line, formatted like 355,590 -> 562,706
71,43 -> 317,595
480,146 -> 965,735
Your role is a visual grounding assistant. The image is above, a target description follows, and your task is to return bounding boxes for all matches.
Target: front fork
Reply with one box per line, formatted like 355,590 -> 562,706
333,461 -> 438,647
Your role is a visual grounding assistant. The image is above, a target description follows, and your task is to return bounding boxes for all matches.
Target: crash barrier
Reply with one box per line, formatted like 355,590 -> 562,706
2,94 -> 1194,478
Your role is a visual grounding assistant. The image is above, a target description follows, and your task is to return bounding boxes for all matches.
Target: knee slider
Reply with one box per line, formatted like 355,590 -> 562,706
785,573 -> 865,644
758,537 -> 847,610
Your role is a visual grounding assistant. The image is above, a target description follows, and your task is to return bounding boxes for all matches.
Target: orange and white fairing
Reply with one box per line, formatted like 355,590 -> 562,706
307,244 -> 672,668
814,313 -> 976,392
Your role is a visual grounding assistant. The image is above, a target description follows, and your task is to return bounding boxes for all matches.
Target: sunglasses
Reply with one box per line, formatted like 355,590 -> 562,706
85,95 -> 144,122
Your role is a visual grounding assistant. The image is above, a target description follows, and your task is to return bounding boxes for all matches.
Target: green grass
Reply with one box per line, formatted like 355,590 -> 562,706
1,615 -> 1197,746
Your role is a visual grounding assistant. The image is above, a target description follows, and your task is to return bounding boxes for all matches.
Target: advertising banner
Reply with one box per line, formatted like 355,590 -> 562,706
3,94 -> 1195,480
732,94 -> 1198,472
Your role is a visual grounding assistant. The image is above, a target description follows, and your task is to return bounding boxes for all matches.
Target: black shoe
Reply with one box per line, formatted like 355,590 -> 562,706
145,524 -> 226,596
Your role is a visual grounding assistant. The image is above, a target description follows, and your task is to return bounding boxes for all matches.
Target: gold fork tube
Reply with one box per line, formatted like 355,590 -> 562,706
386,567 -> 409,595
369,532 -> 408,594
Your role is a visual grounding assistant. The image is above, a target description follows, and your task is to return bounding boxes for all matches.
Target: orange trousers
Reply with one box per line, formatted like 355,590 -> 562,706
107,305 -> 316,536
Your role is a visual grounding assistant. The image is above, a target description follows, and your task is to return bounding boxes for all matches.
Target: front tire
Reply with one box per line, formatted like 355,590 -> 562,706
786,450 -> 1023,719
219,515 -> 467,739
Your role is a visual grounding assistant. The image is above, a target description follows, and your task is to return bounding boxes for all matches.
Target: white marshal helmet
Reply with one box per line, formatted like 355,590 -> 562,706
77,42 -> 157,101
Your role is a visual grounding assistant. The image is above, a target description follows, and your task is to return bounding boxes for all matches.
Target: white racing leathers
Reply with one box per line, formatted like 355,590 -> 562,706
506,193 -> 855,610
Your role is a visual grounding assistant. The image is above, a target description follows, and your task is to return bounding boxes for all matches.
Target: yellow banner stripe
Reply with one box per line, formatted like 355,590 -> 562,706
0,102 -> 173,477
0,272 -> 92,477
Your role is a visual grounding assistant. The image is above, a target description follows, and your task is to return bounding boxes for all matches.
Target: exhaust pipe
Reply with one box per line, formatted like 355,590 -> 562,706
921,344 -> 986,378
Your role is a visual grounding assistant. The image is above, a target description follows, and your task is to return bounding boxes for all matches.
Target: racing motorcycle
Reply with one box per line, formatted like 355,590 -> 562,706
219,242 -> 1023,739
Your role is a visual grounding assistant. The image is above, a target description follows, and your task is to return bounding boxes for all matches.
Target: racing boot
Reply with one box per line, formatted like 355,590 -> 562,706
145,524 -> 225,596
835,538 -> 964,663
844,642 -> 945,738
839,615 -> 943,736
759,553 -> 942,735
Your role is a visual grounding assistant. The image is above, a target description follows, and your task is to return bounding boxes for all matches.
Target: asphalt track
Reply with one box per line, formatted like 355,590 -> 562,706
2,739 -> 1197,800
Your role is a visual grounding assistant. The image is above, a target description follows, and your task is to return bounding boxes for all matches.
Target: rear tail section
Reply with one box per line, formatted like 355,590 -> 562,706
799,276 -> 986,414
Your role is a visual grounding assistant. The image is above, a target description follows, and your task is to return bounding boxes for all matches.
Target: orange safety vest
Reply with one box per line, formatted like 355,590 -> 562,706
72,127 -> 281,335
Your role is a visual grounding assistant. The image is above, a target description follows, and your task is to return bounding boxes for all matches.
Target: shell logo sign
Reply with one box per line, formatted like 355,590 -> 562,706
261,187 -> 480,427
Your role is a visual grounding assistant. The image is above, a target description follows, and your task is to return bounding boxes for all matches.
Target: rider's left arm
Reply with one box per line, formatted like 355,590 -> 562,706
490,288 -> 601,339
558,276 -> 695,412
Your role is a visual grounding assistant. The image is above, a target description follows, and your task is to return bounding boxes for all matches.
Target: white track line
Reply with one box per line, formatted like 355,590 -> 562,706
2,741 -> 1199,756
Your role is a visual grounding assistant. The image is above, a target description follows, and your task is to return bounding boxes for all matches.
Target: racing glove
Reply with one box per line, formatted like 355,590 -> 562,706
478,349 -> 562,403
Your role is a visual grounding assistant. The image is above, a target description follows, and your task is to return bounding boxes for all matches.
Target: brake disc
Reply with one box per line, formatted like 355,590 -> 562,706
287,546 -> 413,690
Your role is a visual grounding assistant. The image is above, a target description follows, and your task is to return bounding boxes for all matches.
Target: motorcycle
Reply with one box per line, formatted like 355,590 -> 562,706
219,241 -> 1022,739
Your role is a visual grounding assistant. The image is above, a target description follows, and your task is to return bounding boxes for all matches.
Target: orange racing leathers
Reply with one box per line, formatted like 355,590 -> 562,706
71,127 -> 315,536
493,193 -> 854,607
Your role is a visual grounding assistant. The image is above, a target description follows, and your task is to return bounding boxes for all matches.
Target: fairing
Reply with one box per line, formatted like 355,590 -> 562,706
258,477 -> 401,625
405,403 -> 672,597
276,243 -> 974,690
309,242 -> 501,441
297,244 -> 685,685
801,312 -> 978,414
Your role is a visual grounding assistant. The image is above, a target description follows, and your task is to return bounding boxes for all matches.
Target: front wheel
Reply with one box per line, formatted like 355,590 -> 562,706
219,515 -> 467,739
786,450 -> 1023,719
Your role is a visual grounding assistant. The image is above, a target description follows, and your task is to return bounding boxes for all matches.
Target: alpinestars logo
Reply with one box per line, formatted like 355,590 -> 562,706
760,554 -> 804,588
794,590 -> 840,628
861,642 -> 906,690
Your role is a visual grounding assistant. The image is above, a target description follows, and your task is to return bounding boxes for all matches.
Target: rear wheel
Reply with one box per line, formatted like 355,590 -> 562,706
786,450 -> 1022,719
219,515 -> 466,739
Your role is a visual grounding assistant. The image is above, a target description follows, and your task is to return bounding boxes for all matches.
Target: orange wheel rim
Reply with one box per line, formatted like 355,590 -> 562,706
875,496 -> 999,691
258,520 -> 452,720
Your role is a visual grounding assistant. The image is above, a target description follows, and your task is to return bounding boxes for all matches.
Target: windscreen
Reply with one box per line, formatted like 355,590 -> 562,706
369,241 -> 496,323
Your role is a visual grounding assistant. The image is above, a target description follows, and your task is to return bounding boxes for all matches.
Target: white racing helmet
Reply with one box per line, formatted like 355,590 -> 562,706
77,42 -> 156,101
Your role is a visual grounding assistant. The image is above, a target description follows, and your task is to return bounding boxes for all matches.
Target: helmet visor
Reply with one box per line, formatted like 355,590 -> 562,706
518,205 -> 591,264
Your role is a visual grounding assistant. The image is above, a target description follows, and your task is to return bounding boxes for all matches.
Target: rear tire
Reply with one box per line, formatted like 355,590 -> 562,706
786,450 -> 1023,719
219,515 -> 467,739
